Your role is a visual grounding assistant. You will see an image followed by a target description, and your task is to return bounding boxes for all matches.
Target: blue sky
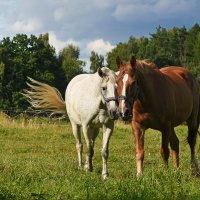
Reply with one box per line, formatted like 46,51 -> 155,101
0,0 -> 200,69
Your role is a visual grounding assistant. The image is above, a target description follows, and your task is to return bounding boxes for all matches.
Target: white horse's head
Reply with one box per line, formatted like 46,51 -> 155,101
97,67 -> 119,120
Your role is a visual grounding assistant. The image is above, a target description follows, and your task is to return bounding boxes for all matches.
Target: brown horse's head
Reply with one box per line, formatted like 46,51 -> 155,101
116,56 -> 139,121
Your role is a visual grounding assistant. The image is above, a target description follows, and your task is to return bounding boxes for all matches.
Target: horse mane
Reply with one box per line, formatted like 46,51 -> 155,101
136,59 -> 158,73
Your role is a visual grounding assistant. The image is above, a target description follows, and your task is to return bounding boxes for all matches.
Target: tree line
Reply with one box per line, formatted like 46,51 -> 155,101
107,24 -> 200,77
0,24 -> 200,111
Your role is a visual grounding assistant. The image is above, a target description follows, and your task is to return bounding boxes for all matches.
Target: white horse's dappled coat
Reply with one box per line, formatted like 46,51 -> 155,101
23,67 -> 118,179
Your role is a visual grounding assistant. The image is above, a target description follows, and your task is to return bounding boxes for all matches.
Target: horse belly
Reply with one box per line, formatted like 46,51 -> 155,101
171,86 -> 193,126
172,104 -> 193,127
67,105 -> 82,125
67,97 -> 108,127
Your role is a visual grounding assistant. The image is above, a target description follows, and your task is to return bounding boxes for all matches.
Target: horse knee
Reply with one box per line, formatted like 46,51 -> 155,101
76,143 -> 83,152
136,150 -> 144,161
187,129 -> 198,147
170,137 -> 179,152
102,149 -> 109,159
86,146 -> 94,158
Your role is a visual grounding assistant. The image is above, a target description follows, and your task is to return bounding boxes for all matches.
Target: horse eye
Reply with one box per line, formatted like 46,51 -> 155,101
102,87 -> 107,91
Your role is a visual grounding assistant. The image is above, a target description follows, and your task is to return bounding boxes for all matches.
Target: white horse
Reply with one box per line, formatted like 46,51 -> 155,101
23,67 -> 119,179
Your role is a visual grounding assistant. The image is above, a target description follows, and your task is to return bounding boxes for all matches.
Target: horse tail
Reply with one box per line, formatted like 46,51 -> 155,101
22,77 -> 66,115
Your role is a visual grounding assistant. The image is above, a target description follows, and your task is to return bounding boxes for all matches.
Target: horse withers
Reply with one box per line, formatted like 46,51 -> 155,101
116,55 -> 200,177
23,67 -> 119,179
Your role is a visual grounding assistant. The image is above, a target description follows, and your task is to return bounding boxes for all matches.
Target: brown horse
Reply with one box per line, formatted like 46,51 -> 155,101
116,55 -> 200,176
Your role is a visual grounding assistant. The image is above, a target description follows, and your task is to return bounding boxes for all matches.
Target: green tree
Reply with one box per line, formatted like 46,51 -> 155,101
0,33 -> 62,110
106,23 -> 200,80
183,24 -> 200,81
89,51 -> 104,73
0,62 -> 5,103
137,36 -> 149,59
187,32 -> 200,82
184,23 -> 200,64
193,33 -> 200,65
145,26 -> 175,67
107,36 -> 149,71
169,26 -> 187,66
107,25 -> 188,68
107,37 -> 139,71
59,44 -> 85,84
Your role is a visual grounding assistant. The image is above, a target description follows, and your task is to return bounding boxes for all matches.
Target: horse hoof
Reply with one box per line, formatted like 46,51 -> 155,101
102,173 -> 108,180
191,169 -> 200,177
84,165 -> 93,172
137,172 -> 143,178
78,165 -> 82,170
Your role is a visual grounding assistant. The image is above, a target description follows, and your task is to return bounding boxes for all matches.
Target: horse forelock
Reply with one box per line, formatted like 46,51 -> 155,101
101,67 -> 116,83
117,63 -> 134,80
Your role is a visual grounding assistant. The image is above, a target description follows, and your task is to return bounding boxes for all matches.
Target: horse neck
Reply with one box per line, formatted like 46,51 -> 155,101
90,74 -> 103,95
94,74 -> 109,109
137,68 -> 161,107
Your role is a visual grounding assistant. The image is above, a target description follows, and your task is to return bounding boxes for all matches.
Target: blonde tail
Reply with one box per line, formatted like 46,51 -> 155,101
22,77 -> 66,115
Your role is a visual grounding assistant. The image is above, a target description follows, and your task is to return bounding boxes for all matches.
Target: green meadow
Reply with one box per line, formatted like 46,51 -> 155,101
0,113 -> 199,200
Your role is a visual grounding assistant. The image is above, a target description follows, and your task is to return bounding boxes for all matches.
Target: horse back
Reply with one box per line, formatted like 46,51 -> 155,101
161,66 -> 199,99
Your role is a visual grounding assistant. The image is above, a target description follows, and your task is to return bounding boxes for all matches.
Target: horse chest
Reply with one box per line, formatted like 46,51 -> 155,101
133,103 -> 169,130
92,109 -> 110,125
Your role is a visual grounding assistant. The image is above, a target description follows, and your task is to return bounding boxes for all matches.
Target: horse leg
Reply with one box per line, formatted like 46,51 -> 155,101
71,122 -> 82,168
90,127 -> 99,150
132,122 -> 145,177
82,125 -> 95,172
160,125 -> 170,167
186,91 -> 200,175
102,120 -> 114,179
90,126 -> 100,168
187,127 -> 199,175
169,127 -> 179,168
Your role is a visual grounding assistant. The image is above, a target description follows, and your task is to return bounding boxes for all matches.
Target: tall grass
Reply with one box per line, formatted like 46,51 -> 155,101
0,113 -> 199,199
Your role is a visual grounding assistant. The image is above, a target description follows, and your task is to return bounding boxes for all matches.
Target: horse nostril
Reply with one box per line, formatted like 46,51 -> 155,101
109,109 -> 119,119
110,109 -> 116,116
124,109 -> 129,116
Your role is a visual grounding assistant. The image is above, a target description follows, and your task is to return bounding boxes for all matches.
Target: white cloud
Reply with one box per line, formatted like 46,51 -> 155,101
8,18 -> 42,33
87,39 -> 115,56
48,34 -> 115,71
53,8 -> 65,21
48,31 -> 80,53
0,0 -> 199,66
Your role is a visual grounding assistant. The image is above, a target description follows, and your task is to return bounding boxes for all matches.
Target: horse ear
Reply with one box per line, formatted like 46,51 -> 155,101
116,56 -> 122,69
97,67 -> 104,78
130,55 -> 136,68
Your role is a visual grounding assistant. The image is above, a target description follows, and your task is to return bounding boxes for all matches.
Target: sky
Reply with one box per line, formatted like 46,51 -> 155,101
0,0 -> 200,70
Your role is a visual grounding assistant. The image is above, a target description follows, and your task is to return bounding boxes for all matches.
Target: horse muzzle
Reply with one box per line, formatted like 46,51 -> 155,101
120,114 -> 132,121
119,110 -> 132,121
118,95 -> 133,121
108,108 -> 120,120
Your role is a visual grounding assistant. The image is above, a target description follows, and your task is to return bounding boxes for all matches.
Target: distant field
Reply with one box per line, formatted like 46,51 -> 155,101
0,113 -> 199,200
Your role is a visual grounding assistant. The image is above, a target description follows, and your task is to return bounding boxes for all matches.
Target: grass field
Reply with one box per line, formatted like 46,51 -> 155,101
0,112 -> 199,200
